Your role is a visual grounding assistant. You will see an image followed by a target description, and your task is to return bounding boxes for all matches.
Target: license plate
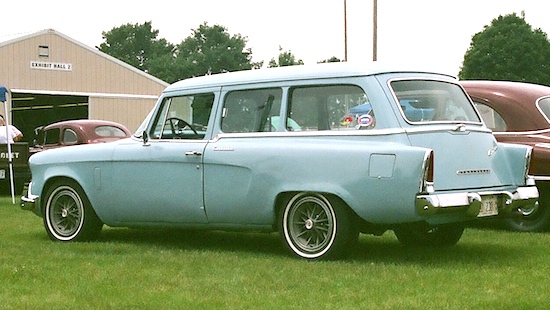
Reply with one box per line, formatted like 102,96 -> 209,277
478,196 -> 498,217
0,169 -> 4,179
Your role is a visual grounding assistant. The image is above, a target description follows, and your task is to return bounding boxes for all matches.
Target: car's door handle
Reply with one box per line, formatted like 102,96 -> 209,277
185,151 -> 203,156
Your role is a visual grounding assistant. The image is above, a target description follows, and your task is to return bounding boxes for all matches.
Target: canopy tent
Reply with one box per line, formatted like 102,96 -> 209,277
0,85 -> 16,203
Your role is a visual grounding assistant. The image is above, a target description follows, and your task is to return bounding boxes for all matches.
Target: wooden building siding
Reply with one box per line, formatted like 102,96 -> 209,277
0,30 -> 168,95
0,29 -> 169,132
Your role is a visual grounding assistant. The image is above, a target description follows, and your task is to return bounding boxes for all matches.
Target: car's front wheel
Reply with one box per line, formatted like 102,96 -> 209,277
43,180 -> 103,241
279,192 -> 358,260
394,223 -> 464,247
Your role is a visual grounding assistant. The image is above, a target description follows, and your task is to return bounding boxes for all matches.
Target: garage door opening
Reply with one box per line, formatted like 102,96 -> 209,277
11,93 -> 88,143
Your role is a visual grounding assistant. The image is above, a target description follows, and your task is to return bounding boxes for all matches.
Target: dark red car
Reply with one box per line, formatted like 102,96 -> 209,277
462,80 -> 550,232
30,119 -> 132,155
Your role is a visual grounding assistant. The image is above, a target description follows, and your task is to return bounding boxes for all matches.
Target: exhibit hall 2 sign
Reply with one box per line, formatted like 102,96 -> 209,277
30,61 -> 73,71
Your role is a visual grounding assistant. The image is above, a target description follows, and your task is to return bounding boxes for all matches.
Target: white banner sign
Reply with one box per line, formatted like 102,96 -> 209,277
30,61 -> 73,71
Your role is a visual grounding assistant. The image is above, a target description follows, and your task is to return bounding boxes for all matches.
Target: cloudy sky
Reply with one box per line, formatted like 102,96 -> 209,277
1,0 -> 549,76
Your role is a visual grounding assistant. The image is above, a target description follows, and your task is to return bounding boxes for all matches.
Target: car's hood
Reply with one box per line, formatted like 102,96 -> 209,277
29,138 -> 134,166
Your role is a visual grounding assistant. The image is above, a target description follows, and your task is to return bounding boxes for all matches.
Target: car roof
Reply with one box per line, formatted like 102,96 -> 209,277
461,80 -> 550,131
461,80 -> 550,101
43,119 -> 131,133
164,62 -> 455,92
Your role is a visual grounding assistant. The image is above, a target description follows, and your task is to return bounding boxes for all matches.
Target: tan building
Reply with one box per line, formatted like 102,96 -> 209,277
0,29 -> 169,142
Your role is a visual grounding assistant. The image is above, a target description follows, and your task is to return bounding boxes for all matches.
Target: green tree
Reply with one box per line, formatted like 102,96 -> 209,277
174,22 -> 262,81
98,21 -> 175,79
459,13 -> 550,85
268,46 -> 304,67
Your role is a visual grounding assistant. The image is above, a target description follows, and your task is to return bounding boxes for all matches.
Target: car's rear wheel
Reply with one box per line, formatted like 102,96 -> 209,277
43,180 -> 103,241
279,192 -> 358,260
504,182 -> 550,232
394,223 -> 464,247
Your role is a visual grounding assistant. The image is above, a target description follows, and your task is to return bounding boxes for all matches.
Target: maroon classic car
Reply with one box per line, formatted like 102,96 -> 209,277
30,119 -> 132,155
462,80 -> 550,232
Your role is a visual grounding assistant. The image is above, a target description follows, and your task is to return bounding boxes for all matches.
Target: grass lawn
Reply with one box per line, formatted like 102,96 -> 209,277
1,195 -> 549,309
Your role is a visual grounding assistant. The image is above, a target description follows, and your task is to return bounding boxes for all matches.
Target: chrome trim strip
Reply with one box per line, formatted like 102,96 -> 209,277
213,128 -> 406,140
493,128 -> 550,136
404,125 -> 492,134
456,169 -> 491,175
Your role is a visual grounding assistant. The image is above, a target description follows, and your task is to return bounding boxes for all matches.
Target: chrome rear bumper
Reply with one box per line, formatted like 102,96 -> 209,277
416,185 -> 539,218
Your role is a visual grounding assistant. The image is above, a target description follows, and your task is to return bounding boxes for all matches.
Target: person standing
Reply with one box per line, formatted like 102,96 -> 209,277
0,114 -> 23,143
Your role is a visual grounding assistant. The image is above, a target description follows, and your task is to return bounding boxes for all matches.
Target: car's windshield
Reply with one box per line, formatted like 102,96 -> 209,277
391,80 -> 481,124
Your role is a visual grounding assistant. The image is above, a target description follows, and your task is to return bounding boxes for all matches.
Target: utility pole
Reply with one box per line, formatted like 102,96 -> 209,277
373,0 -> 377,61
344,0 -> 348,62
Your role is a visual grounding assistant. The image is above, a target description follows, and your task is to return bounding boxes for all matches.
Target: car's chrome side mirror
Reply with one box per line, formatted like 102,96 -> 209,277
142,131 -> 150,146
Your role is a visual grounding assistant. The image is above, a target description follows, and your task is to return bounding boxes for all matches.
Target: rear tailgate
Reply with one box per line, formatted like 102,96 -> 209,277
407,125 -> 512,192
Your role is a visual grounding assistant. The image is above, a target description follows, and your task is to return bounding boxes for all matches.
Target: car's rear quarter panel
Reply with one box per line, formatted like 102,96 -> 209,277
203,134 -> 429,225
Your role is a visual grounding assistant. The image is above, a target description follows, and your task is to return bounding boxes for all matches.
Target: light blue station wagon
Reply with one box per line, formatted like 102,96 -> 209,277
21,62 -> 538,259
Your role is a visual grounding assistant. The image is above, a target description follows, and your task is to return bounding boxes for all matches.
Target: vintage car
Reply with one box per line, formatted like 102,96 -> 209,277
21,63 -> 538,260
462,80 -> 550,232
29,119 -> 131,155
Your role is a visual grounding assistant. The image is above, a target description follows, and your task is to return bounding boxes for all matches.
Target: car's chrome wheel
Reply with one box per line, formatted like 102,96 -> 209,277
43,181 -> 102,241
280,193 -> 357,260
504,182 -> 550,232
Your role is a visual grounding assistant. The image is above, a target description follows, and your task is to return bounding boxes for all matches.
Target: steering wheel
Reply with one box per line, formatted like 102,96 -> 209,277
166,117 -> 198,136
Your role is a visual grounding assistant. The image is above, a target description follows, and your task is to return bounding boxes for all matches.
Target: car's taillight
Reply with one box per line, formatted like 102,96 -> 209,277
420,150 -> 434,193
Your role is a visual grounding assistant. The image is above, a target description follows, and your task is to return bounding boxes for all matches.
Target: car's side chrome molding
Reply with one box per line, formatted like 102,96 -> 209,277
405,125 -> 492,134
212,128 -> 406,141
493,128 -> 550,136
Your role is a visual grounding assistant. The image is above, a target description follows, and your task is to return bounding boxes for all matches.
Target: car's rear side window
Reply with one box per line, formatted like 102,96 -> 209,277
288,85 -> 373,131
391,80 -> 481,124
536,97 -> 550,123
221,88 -> 282,133
62,129 -> 78,144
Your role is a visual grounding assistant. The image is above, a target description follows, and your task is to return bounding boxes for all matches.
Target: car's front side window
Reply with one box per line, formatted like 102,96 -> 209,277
150,93 -> 214,140
391,80 -> 481,124
44,128 -> 60,146
288,85 -> 373,131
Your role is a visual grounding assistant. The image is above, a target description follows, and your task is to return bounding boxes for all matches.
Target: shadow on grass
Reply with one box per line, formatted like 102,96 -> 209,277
99,227 -> 287,258
94,226 -> 524,265
349,234 -> 518,266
